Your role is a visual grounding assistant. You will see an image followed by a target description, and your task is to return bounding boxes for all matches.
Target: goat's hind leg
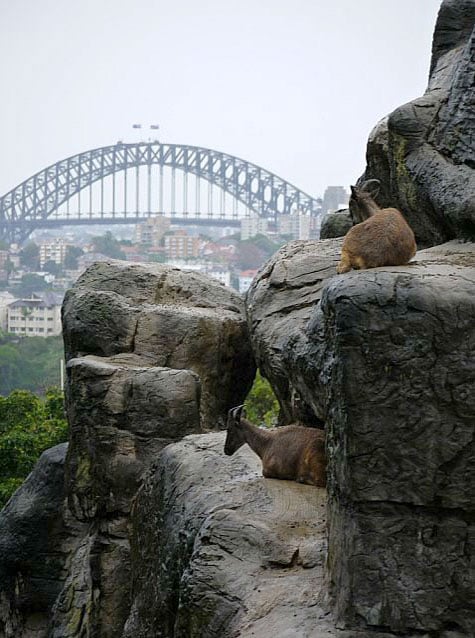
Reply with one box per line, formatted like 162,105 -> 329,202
336,248 -> 352,274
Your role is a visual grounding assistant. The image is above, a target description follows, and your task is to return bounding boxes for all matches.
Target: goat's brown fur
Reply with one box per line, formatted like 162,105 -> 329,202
224,406 -> 326,487
337,180 -> 417,274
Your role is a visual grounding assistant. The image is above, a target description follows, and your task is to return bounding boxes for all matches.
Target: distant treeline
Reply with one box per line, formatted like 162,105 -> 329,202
0,333 -> 64,396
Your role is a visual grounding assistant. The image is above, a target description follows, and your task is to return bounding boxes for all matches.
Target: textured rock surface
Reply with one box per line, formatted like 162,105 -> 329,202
0,444 -> 87,638
123,433 -> 334,638
54,262 -> 254,637
65,355 -> 201,521
124,433 -> 455,638
248,239 -> 475,634
62,260 -> 255,430
246,237 -> 343,424
358,0 -> 475,246
319,210 -> 353,240
1,261 -> 255,638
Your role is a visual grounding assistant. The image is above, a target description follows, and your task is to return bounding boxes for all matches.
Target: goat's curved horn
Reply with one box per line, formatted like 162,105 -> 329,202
229,404 -> 244,420
360,178 -> 381,198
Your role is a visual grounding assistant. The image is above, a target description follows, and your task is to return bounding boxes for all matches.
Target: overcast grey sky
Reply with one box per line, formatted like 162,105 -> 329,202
1,0 -> 441,199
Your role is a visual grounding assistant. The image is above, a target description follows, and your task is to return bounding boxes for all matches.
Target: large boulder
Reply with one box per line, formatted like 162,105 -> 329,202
358,0 -> 475,246
0,261 -> 256,638
62,260 -> 255,430
247,239 -> 475,634
319,210 -> 353,240
0,444 -> 87,638
123,432 -> 339,638
53,262 -> 254,638
246,237 -> 343,424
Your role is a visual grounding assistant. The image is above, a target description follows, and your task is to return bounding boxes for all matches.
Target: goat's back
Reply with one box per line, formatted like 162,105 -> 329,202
342,208 -> 416,269
262,425 -> 326,487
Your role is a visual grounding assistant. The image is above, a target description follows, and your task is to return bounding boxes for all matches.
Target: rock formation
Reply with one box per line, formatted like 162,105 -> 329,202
359,0 -> 475,246
323,0 -> 475,245
0,261 -> 255,638
122,433 -> 331,638
319,210 -> 353,240
247,238 -> 475,635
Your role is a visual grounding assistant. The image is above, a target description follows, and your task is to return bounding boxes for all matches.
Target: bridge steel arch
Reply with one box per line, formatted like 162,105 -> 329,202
0,142 -> 321,243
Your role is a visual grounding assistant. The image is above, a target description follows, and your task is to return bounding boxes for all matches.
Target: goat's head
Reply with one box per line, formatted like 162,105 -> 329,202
224,404 -> 246,456
349,179 -> 381,223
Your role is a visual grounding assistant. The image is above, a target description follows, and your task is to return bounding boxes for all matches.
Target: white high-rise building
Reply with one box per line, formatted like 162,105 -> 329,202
39,239 -> 69,267
277,211 -> 311,240
240,214 -> 268,240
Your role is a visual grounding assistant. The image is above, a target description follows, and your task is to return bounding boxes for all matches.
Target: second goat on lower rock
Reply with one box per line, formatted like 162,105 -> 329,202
224,405 -> 326,487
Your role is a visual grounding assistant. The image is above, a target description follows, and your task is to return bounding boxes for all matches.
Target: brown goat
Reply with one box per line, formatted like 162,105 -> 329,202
224,405 -> 326,487
336,179 -> 417,274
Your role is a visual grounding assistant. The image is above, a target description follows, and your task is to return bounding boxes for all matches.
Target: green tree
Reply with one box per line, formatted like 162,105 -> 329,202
19,241 -> 40,270
16,273 -> 50,297
0,335 -> 64,395
92,231 -> 126,260
0,345 -> 22,392
5,257 -> 15,277
244,371 -> 279,427
0,388 -> 68,508
42,259 -> 62,275
64,245 -> 84,270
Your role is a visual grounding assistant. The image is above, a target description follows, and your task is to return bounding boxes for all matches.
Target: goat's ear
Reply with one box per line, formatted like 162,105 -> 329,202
360,178 -> 380,199
350,185 -> 358,198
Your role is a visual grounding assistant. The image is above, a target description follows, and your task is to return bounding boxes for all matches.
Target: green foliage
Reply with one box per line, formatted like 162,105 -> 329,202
244,371 -> 279,427
0,334 -> 64,395
19,241 -> 40,270
0,388 -> 68,508
16,273 -> 51,296
92,231 -> 126,260
64,245 -> 84,270
43,259 -> 62,275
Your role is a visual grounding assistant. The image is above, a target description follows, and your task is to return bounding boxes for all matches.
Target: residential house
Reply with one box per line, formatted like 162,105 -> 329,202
7,292 -> 63,336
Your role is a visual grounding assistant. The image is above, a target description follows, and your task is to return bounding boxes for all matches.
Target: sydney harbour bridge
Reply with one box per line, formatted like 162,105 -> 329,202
0,142 -> 322,243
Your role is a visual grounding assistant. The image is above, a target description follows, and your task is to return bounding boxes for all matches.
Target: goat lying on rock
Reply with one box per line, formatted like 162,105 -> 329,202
224,405 -> 326,487
336,178 -> 417,273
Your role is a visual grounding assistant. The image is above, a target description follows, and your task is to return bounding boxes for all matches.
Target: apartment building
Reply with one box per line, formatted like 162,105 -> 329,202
39,239 -> 69,267
276,211 -> 311,240
240,214 -> 268,240
164,231 -> 200,259
238,269 -> 258,294
0,292 -> 17,331
134,216 -> 171,246
322,186 -> 349,214
7,292 -> 63,336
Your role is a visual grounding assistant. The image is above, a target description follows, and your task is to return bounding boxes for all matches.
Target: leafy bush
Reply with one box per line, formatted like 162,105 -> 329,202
0,334 -> 64,395
244,371 -> 279,427
0,388 -> 68,509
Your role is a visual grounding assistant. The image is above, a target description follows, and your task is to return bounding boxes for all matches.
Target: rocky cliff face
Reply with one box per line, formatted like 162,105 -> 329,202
323,0 -> 475,246
0,261 -> 255,638
247,239 -> 475,634
2,238 -> 473,637
360,0 -> 475,246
